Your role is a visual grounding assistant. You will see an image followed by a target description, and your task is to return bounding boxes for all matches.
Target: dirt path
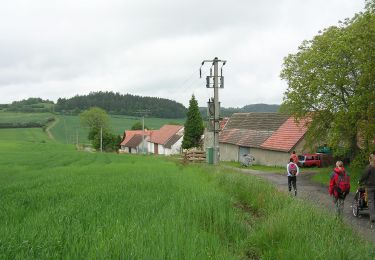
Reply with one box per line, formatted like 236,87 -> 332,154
46,117 -> 59,140
224,166 -> 375,243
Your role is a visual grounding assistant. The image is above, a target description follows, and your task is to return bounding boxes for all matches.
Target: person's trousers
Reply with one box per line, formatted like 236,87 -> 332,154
332,196 -> 345,217
288,176 -> 297,196
367,188 -> 375,222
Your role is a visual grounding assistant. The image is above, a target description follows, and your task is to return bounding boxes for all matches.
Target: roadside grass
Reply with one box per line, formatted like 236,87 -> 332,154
0,128 -> 374,258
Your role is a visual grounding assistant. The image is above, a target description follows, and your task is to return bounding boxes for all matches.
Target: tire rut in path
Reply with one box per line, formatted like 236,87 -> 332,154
224,166 -> 375,244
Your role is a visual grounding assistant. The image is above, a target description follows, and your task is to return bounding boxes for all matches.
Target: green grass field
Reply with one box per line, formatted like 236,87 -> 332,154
0,111 -> 54,125
0,111 -> 185,144
0,128 -> 374,259
50,114 -> 185,144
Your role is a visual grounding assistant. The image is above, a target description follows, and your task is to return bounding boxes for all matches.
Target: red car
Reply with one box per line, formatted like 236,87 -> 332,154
298,154 -> 322,168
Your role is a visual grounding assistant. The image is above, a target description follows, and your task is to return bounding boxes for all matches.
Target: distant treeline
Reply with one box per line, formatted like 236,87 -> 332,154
1,98 -> 54,112
0,117 -> 55,129
1,95 -> 281,119
199,103 -> 280,119
55,91 -> 187,118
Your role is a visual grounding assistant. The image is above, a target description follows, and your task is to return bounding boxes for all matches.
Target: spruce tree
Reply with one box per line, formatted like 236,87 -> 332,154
182,95 -> 204,149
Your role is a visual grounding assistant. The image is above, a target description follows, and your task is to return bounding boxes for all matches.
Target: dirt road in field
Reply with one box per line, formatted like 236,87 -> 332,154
225,166 -> 375,243
46,117 -> 59,140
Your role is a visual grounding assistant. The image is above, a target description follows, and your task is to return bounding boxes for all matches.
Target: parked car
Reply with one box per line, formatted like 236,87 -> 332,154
298,153 -> 333,168
298,154 -> 322,168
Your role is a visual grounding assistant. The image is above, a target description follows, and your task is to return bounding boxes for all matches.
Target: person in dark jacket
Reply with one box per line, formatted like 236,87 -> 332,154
329,161 -> 350,218
359,151 -> 375,223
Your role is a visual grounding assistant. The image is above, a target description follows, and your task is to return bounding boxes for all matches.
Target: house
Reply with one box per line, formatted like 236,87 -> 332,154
219,113 -> 310,167
149,125 -> 184,155
119,130 -> 153,153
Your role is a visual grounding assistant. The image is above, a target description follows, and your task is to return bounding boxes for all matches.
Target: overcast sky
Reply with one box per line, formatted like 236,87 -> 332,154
0,0 -> 365,107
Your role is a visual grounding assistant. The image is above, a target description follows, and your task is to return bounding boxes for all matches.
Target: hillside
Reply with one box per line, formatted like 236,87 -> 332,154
200,103 -> 280,118
0,128 -> 372,259
55,91 -> 187,118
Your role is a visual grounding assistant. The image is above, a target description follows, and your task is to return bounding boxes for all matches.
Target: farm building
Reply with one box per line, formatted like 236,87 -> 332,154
219,113 -> 311,167
119,130 -> 153,153
149,125 -> 184,155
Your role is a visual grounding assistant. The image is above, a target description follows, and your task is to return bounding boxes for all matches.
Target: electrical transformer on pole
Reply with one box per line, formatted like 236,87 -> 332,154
200,57 -> 226,165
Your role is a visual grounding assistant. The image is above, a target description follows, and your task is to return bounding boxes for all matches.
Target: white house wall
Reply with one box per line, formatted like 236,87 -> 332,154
165,137 -> 183,156
250,148 -> 290,167
219,143 -> 239,161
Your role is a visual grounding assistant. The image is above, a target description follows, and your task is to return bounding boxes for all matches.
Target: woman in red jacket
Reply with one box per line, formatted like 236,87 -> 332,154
329,161 -> 350,218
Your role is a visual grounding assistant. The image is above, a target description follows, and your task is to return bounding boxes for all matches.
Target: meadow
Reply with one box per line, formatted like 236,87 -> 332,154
0,111 -> 54,125
0,111 -> 185,144
0,128 -> 374,259
50,114 -> 185,144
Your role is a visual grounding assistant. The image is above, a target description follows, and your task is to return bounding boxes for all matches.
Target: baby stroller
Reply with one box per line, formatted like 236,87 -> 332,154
352,185 -> 368,217
240,154 -> 255,167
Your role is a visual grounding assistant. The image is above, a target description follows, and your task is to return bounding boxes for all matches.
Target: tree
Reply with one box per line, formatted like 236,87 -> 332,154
80,107 -> 110,131
280,1 -> 375,165
131,121 -> 148,130
80,107 -> 118,151
182,95 -> 204,149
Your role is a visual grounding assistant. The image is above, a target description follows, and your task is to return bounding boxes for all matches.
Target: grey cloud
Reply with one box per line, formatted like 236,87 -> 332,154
0,0 -> 365,107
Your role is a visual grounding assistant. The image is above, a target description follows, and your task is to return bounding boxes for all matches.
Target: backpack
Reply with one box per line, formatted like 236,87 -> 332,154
288,163 -> 297,175
335,172 -> 350,199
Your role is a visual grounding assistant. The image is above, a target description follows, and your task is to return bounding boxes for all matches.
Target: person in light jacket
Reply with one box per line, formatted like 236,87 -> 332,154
287,158 -> 300,196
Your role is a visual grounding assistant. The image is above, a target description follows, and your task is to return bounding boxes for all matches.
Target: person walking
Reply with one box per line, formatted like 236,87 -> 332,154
329,161 -> 350,218
359,151 -> 375,223
290,150 -> 299,164
287,158 -> 300,196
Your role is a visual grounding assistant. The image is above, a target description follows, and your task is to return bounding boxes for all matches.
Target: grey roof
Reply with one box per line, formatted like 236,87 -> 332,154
124,134 -> 143,148
219,129 -> 274,147
164,134 -> 182,149
224,113 -> 289,131
219,113 -> 289,148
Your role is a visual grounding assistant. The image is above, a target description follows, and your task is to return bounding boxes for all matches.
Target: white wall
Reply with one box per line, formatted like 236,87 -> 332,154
165,137 -> 183,156
219,143 -> 239,161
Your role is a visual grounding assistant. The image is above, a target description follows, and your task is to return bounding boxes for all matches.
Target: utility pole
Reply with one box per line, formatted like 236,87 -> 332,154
100,127 -> 103,152
200,57 -> 226,165
76,128 -> 79,147
135,109 -> 150,154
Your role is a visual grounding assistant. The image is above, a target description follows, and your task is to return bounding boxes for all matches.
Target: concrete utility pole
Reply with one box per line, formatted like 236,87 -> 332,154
100,127 -> 103,152
200,57 -> 226,165
135,110 -> 150,154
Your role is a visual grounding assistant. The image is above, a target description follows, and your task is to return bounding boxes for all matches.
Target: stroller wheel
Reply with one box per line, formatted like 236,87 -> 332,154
352,192 -> 360,217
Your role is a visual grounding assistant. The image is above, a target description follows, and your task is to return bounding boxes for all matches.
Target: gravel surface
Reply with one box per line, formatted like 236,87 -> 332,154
225,166 -> 375,244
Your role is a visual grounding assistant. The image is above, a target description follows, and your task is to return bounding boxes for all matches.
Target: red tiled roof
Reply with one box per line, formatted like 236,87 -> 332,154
220,118 -> 229,130
120,130 -> 152,146
150,125 -> 183,145
260,117 -> 309,152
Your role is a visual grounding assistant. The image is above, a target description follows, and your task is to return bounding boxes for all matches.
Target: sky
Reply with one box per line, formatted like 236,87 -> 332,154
0,0 -> 365,108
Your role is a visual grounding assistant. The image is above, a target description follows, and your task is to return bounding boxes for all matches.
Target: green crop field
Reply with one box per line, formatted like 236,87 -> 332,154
0,111 -> 185,144
51,114 -> 185,144
0,111 -> 54,125
0,128 -> 374,259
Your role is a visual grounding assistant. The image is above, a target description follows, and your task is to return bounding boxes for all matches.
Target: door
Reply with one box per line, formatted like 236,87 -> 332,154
238,146 -> 250,162
154,143 -> 158,154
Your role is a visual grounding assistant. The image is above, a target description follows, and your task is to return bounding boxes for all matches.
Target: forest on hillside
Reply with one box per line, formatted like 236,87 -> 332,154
1,94 -> 280,119
199,103 -> 280,119
55,92 -> 187,118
